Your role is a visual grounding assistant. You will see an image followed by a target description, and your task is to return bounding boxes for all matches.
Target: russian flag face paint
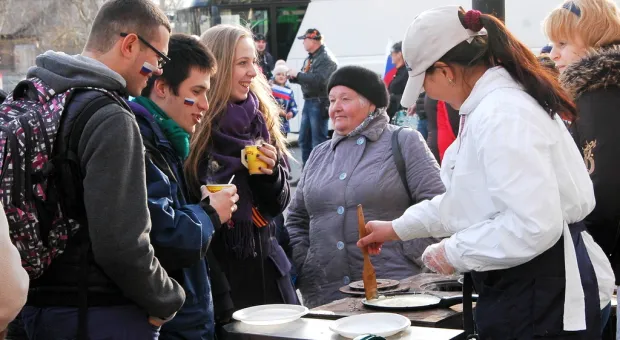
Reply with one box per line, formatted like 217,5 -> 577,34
184,98 -> 196,106
139,62 -> 156,76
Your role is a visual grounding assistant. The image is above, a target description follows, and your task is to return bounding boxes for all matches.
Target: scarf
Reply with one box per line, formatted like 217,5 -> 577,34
133,96 -> 190,159
202,92 -> 270,259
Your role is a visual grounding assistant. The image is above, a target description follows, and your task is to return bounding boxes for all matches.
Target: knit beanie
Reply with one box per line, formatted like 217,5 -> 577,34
273,64 -> 289,75
327,65 -> 389,108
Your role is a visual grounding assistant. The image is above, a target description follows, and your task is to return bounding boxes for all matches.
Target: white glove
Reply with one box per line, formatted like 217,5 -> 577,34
421,239 -> 456,275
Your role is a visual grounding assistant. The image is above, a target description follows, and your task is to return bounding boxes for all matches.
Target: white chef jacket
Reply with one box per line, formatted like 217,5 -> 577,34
392,67 -> 615,331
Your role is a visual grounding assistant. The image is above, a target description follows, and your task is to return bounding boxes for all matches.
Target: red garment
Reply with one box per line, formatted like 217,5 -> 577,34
436,101 -> 457,162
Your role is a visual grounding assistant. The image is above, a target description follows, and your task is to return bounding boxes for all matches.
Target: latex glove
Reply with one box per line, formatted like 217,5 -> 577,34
421,239 -> 456,275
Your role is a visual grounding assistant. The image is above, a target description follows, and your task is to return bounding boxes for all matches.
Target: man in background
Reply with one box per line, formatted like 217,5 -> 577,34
255,33 -> 274,80
288,28 -> 337,165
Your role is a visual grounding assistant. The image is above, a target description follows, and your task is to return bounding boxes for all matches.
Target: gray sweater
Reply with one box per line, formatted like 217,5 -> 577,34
286,112 -> 445,308
26,51 -> 185,318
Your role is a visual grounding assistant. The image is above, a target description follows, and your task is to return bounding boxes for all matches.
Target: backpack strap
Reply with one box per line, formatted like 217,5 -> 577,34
52,92 -> 119,224
12,79 -> 40,101
57,91 -> 120,340
391,127 -> 413,204
67,94 -> 119,166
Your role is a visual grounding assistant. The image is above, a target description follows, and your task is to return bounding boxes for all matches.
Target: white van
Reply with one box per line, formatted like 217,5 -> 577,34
285,0 -> 592,132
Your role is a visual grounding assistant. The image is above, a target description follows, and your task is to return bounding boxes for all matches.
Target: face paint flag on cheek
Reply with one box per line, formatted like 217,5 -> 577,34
139,61 -> 156,76
184,98 -> 196,106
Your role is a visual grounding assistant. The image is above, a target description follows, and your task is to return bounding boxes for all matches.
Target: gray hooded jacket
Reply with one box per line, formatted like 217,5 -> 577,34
26,51 -> 185,319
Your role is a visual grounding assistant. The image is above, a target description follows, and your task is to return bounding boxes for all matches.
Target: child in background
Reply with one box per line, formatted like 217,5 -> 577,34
271,64 -> 298,136
274,59 -> 286,68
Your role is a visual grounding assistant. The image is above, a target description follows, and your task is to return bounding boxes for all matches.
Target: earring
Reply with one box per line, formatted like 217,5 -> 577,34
448,78 -> 455,85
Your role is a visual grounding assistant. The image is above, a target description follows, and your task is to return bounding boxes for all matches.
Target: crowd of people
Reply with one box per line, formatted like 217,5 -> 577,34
0,0 -> 619,339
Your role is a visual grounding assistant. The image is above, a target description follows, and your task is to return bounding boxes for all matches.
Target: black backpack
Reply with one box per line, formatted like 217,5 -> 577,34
0,78 -> 122,279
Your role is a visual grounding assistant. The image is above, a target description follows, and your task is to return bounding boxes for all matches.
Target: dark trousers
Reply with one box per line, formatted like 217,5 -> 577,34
298,98 -> 328,164
471,222 -> 601,339
417,117 -> 428,140
6,314 -> 28,340
21,305 -> 160,340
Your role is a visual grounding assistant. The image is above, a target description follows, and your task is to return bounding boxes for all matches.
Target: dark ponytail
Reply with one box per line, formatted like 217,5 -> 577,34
434,8 -> 577,121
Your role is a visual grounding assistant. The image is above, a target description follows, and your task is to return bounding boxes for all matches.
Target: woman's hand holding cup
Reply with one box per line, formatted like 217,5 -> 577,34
202,184 -> 239,224
257,143 -> 278,175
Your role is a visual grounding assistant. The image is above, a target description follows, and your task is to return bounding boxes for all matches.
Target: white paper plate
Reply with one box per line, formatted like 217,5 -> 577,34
232,304 -> 309,326
329,313 -> 410,338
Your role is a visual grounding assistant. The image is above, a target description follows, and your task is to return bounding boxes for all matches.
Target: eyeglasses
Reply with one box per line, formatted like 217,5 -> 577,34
120,32 -> 171,69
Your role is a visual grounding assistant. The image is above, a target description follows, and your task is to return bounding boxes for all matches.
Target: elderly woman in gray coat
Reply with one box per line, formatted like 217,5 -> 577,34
286,66 -> 445,308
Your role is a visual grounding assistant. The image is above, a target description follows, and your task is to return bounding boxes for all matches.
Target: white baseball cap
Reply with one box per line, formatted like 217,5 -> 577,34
401,6 -> 487,108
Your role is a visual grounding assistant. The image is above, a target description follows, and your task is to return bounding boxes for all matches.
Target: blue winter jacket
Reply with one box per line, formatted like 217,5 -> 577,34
130,101 -> 217,339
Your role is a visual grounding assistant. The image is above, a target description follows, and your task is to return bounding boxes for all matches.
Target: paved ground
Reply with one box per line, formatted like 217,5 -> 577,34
286,133 -> 303,189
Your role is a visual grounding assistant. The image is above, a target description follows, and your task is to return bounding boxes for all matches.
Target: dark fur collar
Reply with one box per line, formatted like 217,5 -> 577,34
560,45 -> 620,99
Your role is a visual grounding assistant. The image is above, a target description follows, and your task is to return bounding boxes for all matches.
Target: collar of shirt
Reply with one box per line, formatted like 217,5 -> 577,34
330,112 -> 389,149
459,67 -> 523,117
308,44 -> 325,59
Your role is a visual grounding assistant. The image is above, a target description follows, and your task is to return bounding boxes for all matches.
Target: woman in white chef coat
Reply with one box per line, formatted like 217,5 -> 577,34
357,6 -> 615,339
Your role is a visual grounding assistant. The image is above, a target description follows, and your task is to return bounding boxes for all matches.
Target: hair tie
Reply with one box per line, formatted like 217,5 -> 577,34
464,10 -> 484,32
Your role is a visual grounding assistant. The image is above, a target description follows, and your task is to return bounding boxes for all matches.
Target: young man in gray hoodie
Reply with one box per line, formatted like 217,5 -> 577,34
19,1 -> 185,339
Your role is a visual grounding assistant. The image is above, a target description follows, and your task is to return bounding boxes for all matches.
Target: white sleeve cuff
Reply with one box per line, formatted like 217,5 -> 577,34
392,215 -> 431,241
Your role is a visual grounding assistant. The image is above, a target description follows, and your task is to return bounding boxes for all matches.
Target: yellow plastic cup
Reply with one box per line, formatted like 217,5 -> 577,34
205,184 -> 235,193
241,145 -> 268,175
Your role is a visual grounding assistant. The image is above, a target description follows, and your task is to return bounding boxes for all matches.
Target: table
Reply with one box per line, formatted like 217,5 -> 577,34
221,318 -> 465,340
306,274 -> 467,329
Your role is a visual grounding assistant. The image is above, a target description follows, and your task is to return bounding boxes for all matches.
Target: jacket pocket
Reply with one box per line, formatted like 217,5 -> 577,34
533,277 -> 566,336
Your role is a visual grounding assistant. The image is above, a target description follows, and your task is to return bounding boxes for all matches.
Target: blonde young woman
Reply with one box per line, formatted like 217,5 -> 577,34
544,0 -> 620,333
186,24 -> 297,326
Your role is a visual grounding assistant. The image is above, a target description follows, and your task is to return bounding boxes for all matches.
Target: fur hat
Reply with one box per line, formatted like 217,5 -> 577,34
327,65 -> 389,108
273,64 -> 289,75
275,59 -> 287,67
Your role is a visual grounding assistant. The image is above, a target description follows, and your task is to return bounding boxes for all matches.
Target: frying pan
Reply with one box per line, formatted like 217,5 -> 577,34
362,293 -> 476,311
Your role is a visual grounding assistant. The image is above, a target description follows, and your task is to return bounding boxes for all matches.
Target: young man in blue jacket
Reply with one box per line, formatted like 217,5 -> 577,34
128,33 -> 239,340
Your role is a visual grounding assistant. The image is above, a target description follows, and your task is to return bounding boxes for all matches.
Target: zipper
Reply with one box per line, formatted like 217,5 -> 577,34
19,117 -> 33,202
0,125 -> 22,205
33,110 -> 52,158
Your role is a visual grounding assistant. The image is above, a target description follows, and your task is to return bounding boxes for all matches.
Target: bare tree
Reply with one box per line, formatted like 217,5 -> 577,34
0,0 -> 14,36
29,0 -> 105,54
164,0 -> 187,11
